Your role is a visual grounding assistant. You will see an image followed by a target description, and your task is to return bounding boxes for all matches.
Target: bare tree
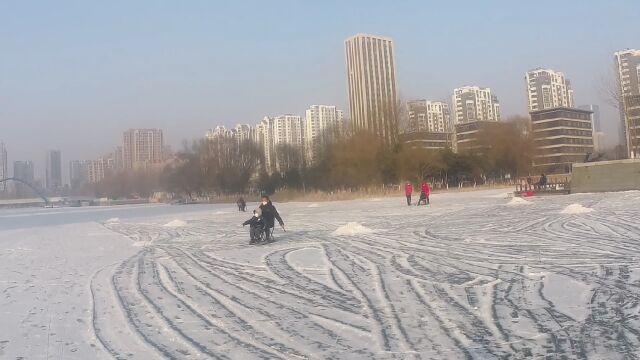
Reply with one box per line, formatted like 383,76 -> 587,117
600,67 -> 638,159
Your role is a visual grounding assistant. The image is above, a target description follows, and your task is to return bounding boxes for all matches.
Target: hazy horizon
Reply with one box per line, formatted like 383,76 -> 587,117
2,0 -> 638,182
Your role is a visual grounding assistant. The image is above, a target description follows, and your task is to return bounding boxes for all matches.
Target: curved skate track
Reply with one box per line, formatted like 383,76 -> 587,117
92,190 -> 640,359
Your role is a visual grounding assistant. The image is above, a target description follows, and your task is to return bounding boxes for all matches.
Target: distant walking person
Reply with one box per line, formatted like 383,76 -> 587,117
418,181 -> 431,205
236,197 -> 246,212
404,182 -> 413,206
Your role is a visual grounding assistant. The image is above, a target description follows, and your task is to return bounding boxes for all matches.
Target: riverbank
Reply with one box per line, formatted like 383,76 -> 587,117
203,183 -> 515,204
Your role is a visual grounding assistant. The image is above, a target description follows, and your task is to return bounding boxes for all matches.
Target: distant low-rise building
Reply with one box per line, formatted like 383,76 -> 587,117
530,107 -> 594,174
454,121 -> 497,154
400,131 -> 453,151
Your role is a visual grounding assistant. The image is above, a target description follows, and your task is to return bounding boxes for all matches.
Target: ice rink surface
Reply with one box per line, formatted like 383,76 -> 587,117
1,189 -> 640,359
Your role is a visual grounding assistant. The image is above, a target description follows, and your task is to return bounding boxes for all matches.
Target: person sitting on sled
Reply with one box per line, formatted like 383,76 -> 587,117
417,181 -> 431,205
242,208 -> 266,244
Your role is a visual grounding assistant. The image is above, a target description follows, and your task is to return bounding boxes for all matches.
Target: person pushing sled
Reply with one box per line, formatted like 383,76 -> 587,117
417,181 -> 431,205
242,195 -> 285,245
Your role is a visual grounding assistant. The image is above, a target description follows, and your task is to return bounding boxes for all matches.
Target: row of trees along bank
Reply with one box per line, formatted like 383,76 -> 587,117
88,116 -> 535,199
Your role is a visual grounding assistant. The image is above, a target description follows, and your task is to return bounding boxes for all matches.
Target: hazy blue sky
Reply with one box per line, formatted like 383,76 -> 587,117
1,0 -> 638,181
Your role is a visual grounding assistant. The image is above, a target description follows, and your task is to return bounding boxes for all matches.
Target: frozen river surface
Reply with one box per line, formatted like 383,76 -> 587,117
1,189 -> 640,359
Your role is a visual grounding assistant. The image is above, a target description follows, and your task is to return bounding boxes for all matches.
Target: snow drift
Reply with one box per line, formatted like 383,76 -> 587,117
561,203 -> 594,214
332,222 -> 373,236
163,219 -> 187,227
507,197 -> 532,206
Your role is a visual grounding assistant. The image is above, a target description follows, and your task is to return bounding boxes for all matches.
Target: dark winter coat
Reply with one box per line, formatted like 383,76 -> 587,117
259,201 -> 284,228
243,215 -> 265,229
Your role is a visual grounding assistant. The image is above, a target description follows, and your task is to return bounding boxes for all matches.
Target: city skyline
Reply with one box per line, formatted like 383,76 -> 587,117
2,1 -> 638,176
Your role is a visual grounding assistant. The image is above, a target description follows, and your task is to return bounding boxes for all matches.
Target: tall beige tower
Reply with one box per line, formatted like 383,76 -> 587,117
345,34 -> 398,144
614,49 -> 640,158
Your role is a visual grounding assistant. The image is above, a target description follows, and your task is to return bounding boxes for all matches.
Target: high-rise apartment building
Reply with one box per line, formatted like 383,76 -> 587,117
69,160 -> 91,189
614,49 -> 640,158
452,86 -> 500,124
233,124 -> 255,143
578,104 -> 601,132
206,126 -> 234,140
13,161 -> 34,198
255,118 -> 272,171
406,100 -> 451,133
272,115 -> 303,172
0,141 -> 7,192
304,105 -> 344,165
45,150 -> 62,192
122,129 -> 164,169
205,124 -> 255,144
114,146 -> 124,170
345,34 -> 398,144
256,115 -> 304,173
88,153 -> 115,183
452,86 -> 500,153
525,68 -> 574,112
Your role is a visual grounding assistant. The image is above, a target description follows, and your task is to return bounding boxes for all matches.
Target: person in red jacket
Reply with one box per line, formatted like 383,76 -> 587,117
418,181 -> 431,205
404,182 -> 413,206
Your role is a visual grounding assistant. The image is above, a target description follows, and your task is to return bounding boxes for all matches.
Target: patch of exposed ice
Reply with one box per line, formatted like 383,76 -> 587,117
542,273 -> 592,321
307,203 -> 320,208
105,217 -> 120,223
163,219 -> 187,227
332,222 -> 373,236
214,211 -> 227,215
561,203 -> 594,214
506,197 -> 532,206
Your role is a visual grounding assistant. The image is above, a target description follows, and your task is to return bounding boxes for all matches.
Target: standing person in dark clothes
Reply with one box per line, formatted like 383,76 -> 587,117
536,173 -> 547,190
236,197 -> 246,212
258,195 -> 284,241
404,182 -> 413,206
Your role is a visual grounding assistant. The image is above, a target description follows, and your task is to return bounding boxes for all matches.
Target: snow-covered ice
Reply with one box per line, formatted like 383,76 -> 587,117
1,188 -> 640,359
